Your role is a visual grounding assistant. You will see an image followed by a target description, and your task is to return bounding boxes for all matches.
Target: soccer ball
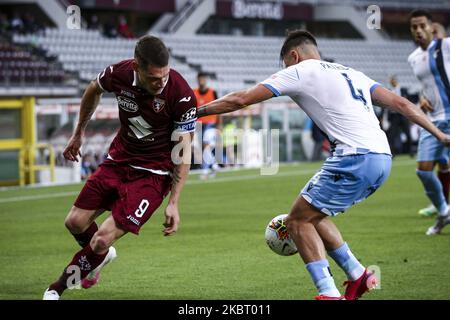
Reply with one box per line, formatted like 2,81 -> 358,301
265,214 -> 298,256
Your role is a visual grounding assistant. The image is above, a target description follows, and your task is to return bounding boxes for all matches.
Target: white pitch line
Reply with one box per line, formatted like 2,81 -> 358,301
0,191 -> 79,204
0,159 -> 416,204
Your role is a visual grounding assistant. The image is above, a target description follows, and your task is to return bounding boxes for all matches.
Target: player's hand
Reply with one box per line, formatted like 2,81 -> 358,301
439,134 -> 450,147
163,203 -> 180,236
63,134 -> 82,162
420,96 -> 433,113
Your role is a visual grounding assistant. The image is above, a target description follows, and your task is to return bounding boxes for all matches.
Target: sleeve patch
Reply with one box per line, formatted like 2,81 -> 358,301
262,83 -> 281,97
179,107 -> 197,122
370,83 -> 380,94
174,119 -> 196,132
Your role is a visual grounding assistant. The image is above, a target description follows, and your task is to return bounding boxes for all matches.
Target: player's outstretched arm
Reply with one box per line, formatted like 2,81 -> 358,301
371,86 -> 450,146
197,84 -> 274,118
63,80 -> 103,162
163,132 -> 193,236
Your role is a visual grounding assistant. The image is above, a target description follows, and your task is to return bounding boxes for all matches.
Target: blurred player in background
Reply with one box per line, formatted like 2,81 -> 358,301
193,72 -> 221,179
43,35 -> 197,300
386,75 -> 412,157
416,20 -> 448,217
223,118 -> 238,167
408,10 -> 450,234
198,30 -> 450,300
433,22 -> 447,39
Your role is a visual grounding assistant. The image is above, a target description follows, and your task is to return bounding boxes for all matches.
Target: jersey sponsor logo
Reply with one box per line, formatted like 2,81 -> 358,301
120,89 -> 135,99
179,96 -> 192,103
117,96 -> 139,112
174,119 -> 196,132
180,107 -> 197,122
126,215 -> 141,226
153,97 -> 166,113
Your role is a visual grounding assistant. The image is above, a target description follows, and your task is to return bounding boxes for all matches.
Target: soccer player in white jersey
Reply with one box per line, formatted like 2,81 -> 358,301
197,30 -> 450,300
408,10 -> 450,234
433,22 -> 447,40
417,21 -> 449,217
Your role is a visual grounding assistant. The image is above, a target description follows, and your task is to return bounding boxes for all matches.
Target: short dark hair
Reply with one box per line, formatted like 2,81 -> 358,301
280,30 -> 318,60
197,72 -> 208,78
134,35 -> 169,68
409,9 -> 433,22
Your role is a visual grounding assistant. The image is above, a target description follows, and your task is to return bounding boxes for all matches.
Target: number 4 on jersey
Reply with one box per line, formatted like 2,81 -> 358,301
341,73 -> 368,111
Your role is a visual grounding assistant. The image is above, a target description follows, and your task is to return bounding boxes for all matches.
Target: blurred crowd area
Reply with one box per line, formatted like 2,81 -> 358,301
0,11 -> 135,39
0,12 -> 46,36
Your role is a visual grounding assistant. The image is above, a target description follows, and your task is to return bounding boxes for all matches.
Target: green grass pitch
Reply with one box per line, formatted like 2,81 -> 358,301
1,156 -> 450,300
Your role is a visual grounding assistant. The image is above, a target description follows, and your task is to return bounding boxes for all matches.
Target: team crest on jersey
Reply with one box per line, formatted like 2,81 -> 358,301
153,98 -> 166,113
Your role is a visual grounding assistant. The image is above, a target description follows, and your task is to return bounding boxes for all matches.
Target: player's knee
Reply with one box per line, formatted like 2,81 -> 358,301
64,214 -> 85,234
90,233 -> 111,254
286,213 -> 308,233
416,169 -> 433,181
417,162 -> 435,172
285,215 -> 297,233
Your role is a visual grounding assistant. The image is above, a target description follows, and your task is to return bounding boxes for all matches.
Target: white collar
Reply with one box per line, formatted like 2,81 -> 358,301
133,71 -> 138,86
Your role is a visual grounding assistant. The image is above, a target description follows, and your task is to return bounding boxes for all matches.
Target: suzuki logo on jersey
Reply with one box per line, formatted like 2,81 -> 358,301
153,98 -> 166,113
180,107 -> 197,122
117,96 -> 138,112
179,96 -> 192,103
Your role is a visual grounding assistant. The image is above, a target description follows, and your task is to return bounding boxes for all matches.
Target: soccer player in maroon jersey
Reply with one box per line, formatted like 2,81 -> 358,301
43,36 -> 197,300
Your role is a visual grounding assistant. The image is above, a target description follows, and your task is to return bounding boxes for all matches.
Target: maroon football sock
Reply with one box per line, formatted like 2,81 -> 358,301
438,170 -> 450,203
71,223 -> 98,248
49,245 -> 107,295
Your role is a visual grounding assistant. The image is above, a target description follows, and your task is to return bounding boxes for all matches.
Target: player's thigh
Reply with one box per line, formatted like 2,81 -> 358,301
417,125 -> 449,166
288,195 -> 327,224
300,156 -> 358,216
300,154 -> 390,216
91,214 -> 127,253
357,153 -> 392,200
73,161 -> 121,212
111,173 -> 172,235
65,207 -> 105,233
418,161 -> 437,171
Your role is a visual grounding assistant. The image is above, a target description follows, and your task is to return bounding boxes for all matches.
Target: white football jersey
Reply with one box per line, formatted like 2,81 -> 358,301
408,37 -> 450,122
261,59 -> 391,155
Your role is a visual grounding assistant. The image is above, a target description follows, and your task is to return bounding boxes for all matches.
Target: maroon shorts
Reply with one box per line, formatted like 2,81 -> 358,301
74,161 -> 172,234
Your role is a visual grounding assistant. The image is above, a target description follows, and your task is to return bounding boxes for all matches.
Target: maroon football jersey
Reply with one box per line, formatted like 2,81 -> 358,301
96,59 -> 197,172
